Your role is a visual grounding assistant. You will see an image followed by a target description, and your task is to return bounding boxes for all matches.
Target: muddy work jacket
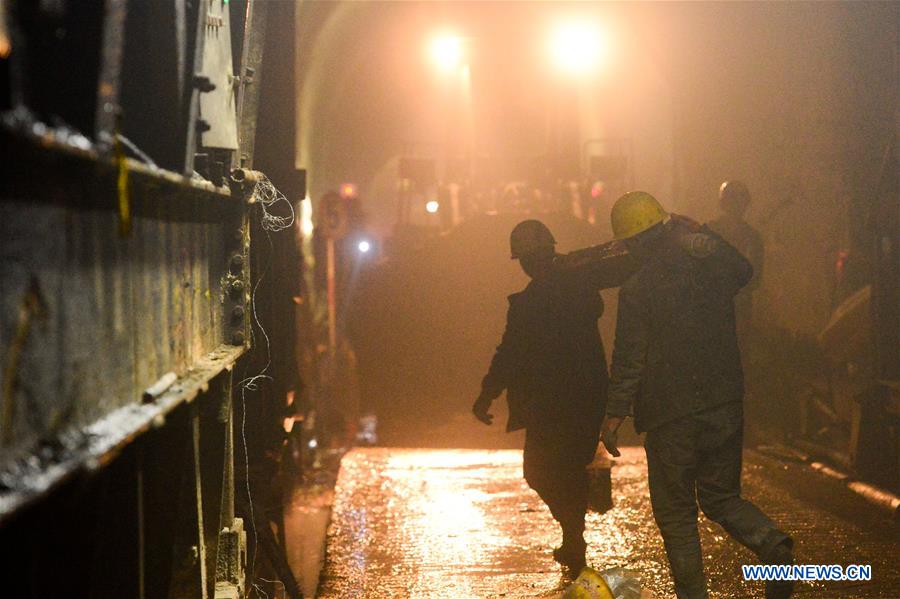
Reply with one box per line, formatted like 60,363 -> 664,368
606,224 -> 753,433
480,246 -> 638,436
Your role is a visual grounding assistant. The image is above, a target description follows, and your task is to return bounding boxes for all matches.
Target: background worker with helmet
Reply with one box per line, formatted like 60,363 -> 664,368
599,192 -> 794,599
473,219 -> 638,572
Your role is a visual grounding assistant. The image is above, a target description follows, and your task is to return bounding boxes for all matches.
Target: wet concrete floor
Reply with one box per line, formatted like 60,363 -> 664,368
314,447 -> 899,598
284,484 -> 335,598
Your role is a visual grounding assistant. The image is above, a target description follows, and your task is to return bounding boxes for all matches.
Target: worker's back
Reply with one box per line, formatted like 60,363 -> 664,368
503,266 -> 609,436
612,222 -> 753,432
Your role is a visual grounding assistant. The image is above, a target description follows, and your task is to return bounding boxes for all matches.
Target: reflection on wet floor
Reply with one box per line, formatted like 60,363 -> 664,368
315,447 -> 900,598
284,483 -> 334,598
319,448 -> 565,598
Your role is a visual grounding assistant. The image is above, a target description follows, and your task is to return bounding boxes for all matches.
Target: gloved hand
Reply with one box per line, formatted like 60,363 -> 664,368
669,213 -> 718,257
472,396 -> 494,425
600,416 -> 624,457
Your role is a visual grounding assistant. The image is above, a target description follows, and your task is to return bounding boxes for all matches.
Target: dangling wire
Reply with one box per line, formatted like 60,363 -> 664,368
251,176 -> 295,233
239,238 -> 274,592
237,183 -> 296,596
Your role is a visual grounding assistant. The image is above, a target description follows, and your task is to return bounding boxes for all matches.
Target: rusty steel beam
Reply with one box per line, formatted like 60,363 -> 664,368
234,0 -> 269,170
0,344 -> 245,527
183,0 -> 212,176
1,126 -> 235,213
0,2 -> 272,597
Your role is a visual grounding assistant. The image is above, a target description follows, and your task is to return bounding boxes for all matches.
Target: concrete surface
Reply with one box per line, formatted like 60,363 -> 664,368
313,446 -> 899,598
284,484 -> 335,598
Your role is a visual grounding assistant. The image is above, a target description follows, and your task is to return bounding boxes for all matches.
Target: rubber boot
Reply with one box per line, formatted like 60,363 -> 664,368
763,540 -> 795,599
553,529 -> 587,573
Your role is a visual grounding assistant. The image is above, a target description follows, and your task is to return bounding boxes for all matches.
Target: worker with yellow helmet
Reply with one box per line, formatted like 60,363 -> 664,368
600,192 -> 794,599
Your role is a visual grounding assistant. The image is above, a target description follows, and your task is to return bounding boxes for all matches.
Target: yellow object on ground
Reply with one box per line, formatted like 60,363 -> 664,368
562,567 -> 615,599
610,191 -> 667,239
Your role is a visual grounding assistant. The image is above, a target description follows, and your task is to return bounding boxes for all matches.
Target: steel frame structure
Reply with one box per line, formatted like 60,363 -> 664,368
1,1 -> 272,597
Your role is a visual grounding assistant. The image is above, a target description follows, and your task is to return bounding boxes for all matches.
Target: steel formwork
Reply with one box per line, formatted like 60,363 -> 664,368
0,1 -> 273,597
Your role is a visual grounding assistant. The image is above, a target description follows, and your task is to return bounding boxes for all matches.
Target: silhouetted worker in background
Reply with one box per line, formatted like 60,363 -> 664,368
473,220 -> 638,572
709,180 -> 764,333
599,192 -> 793,599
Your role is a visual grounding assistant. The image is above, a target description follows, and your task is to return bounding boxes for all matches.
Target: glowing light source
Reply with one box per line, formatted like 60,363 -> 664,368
358,240 -> 371,253
549,21 -> 607,76
429,34 -> 464,71
300,196 -> 314,237
340,183 -> 357,199
425,200 -> 440,214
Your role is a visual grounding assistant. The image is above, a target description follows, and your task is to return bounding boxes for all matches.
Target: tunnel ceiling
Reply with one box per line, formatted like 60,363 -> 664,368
295,0 -> 897,333
294,1 -> 677,232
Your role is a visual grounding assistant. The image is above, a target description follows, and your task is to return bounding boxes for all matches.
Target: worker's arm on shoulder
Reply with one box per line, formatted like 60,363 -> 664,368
557,241 -> 640,290
682,225 -> 754,295
606,282 -> 648,419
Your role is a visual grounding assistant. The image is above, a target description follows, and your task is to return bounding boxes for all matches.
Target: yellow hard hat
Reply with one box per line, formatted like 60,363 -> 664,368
562,567 -> 615,599
610,191 -> 668,240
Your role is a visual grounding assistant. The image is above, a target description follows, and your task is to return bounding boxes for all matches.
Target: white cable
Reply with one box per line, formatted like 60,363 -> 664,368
239,229 -> 279,593
251,177 -> 295,233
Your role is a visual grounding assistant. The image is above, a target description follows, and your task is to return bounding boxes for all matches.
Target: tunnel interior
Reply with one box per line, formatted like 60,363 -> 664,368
1,1 -> 898,598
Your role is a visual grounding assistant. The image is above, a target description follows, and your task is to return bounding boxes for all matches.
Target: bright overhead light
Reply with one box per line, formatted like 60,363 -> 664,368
358,240 -> 371,253
425,200 -> 440,214
549,21 -> 608,76
430,34 -> 464,71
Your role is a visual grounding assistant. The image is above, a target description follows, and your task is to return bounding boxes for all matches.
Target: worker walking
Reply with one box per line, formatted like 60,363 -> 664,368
473,220 -> 637,572
599,192 -> 794,599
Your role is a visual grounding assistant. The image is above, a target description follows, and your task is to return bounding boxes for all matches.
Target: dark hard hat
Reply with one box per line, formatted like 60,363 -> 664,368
510,220 -> 556,260
719,180 -> 751,212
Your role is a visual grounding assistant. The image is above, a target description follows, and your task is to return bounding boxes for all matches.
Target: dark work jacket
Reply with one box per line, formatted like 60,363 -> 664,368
480,250 -> 638,436
606,223 -> 753,433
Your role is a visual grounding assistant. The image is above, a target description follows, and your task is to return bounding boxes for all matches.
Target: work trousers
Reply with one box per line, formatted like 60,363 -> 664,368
645,402 -> 790,599
523,424 -> 598,544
